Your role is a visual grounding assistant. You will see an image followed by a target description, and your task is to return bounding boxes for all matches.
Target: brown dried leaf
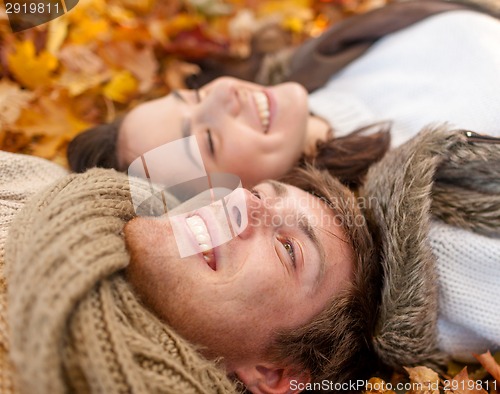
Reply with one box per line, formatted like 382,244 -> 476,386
100,42 -> 158,93
405,366 -> 440,394
445,367 -> 488,394
474,352 -> 500,383
57,69 -> 110,96
58,45 -> 107,74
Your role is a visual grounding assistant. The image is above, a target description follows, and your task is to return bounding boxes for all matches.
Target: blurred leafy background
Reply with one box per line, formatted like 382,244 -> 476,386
0,0 -> 387,165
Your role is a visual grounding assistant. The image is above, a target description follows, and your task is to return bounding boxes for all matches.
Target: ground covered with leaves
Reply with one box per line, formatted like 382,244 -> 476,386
1,0 -> 499,392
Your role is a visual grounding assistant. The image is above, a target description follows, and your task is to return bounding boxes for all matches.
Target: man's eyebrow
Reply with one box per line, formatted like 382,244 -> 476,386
298,211 -> 326,290
267,180 -> 327,290
267,179 -> 286,197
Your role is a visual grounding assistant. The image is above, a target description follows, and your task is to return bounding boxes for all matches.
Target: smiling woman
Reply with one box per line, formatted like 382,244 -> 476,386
117,77 -> 313,187
68,76 -> 390,188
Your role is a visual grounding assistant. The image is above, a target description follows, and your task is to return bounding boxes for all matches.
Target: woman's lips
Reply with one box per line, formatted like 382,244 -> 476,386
251,90 -> 274,133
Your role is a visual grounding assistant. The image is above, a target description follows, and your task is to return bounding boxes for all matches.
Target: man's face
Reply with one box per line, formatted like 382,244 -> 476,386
124,180 -> 354,369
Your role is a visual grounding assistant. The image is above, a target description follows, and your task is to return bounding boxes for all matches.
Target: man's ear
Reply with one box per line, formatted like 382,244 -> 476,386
235,364 -> 310,394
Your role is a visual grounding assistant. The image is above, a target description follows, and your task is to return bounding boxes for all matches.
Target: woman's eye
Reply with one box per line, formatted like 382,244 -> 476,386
281,238 -> 296,267
207,129 -> 215,156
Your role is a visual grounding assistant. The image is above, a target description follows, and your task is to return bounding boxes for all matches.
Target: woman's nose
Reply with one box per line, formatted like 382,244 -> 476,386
199,78 -> 241,118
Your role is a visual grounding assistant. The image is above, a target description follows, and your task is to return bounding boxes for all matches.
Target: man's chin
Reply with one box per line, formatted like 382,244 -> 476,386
124,216 -> 169,264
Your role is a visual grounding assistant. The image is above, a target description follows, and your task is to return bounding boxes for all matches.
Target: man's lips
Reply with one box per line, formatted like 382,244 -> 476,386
186,214 -> 217,270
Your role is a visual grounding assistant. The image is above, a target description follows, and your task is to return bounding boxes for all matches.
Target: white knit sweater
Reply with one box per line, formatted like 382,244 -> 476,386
0,151 -> 67,394
309,10 -> 500,360
429,221 -> 500,362
309,10 -> 500,146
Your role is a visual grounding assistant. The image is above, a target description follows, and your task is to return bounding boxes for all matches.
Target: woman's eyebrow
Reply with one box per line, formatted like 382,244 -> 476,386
172,90 -> 202,169
172,90 -> 187,103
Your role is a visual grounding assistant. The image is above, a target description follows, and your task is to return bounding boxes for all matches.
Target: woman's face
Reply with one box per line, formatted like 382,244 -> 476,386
118,77 -> 310,187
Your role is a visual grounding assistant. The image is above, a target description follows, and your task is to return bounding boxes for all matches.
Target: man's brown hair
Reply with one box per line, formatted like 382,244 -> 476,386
270,165 -> 382,390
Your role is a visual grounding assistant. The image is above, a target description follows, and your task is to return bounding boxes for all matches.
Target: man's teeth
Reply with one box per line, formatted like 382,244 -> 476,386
186,215 -> 215,265
253,91 -> 270,131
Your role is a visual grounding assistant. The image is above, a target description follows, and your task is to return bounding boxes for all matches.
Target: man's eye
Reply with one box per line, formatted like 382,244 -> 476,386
250,189 -> 261,199
280,238 -> 296,268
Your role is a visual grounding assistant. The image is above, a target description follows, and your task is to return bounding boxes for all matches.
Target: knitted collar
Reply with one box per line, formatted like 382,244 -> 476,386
360,126 -> 500,370
6,169 -> 238,394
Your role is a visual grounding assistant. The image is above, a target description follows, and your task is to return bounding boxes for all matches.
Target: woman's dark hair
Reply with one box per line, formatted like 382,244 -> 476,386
301,121 -> 392,188
67,118 -> 123,173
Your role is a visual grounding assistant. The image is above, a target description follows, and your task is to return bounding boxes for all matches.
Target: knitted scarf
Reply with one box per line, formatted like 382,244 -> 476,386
5,168 -> 238,394
359,126 -> 500,370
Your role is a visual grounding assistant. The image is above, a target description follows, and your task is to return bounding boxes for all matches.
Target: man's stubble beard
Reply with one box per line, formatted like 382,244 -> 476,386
123,217 -> 261,368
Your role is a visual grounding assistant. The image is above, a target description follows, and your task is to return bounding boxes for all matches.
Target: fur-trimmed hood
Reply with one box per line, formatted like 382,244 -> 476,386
359,126 -> 500,370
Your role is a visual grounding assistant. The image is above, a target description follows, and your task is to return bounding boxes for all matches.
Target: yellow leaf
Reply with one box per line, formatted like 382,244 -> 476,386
46,14 -> 69,54
69,18 -> 109,44
103,70 -> 138,103
118,0 -> 155,14
166,13 -> 203,36
7,40 -> 58,89
68,0 -> 107,23
0,79 -> 35,129
107,4 -> 138,27
258,0 -> 311,16
283,16 -> 305,34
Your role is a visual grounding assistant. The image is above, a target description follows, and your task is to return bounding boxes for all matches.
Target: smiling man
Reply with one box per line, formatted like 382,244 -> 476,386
2,152 -> 381,394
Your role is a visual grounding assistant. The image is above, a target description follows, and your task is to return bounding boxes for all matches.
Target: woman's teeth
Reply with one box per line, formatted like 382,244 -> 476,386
252,91 -> 270,132
186,215 -> 215,269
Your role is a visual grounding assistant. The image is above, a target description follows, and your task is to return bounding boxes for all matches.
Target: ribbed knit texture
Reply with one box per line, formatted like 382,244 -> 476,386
0,151 -> 68,394
429,221 -> 500,362
308,10 -> 500,146
4,163 -> 238,394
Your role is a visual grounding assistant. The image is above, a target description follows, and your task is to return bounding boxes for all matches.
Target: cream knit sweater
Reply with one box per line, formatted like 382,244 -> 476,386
0,151 -> 68,394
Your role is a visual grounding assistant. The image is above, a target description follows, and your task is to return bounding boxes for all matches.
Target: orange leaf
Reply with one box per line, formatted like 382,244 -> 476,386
444,367 -> 488,394
15,95 -> 90,140
474,352 -> 500,383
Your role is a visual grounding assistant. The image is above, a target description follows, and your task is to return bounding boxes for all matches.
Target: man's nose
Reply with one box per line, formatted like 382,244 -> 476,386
231,188 -> 272,240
